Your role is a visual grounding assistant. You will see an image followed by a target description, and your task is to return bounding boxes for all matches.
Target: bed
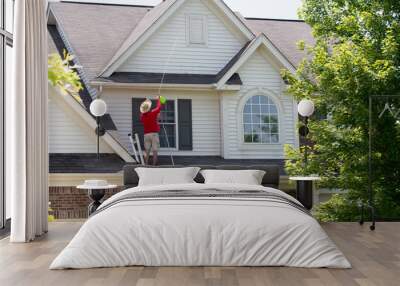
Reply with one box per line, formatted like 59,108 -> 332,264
50,165 -> 351,269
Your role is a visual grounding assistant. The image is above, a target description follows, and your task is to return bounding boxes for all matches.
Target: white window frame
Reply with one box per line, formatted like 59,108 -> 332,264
237,89 -> 284,150
159,99 -> 179,151
185,14 -> 208,47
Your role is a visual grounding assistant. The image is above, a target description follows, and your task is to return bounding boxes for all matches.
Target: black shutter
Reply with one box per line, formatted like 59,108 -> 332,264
178,99 -> 193,150
132,98 -> 146,148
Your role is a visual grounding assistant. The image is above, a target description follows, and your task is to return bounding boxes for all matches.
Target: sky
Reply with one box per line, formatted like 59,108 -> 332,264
63,0 -> 303,19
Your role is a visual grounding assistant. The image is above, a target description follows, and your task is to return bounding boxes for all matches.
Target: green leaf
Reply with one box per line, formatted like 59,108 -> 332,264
48,50 -> 83,103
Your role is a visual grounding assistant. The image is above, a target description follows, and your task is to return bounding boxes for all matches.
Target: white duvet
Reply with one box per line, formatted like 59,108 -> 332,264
50,183 -> 351,269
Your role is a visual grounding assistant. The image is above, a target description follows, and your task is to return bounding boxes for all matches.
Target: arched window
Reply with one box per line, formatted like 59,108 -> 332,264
243,95 -> 279,144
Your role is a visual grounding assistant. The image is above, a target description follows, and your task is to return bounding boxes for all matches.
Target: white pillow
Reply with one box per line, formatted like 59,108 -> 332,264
200,169 -> 266,185
135,167 -> 200,186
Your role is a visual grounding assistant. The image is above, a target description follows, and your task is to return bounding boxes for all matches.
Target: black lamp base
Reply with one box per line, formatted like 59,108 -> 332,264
95,126 -> 106,136
296,180 -> 313,210
88,189 -> 106,216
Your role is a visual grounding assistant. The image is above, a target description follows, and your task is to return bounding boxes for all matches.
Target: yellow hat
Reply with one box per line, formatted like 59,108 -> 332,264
140,99 -> 152,113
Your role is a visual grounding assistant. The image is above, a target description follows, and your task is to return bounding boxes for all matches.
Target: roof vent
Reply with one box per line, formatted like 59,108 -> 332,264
186,15 -> 208,46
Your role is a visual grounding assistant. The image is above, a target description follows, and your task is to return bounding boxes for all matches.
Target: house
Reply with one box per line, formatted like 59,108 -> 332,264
47,0 -> 315,172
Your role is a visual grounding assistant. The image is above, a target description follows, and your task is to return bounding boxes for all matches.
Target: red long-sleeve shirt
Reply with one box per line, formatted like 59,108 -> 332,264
140,99 -> 162,134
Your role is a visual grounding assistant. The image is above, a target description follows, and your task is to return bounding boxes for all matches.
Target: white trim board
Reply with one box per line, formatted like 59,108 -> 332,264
49,85 -> 135,163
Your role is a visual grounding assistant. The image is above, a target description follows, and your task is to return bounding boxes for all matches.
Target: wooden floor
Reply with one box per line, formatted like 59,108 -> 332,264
0,222 -> 399,286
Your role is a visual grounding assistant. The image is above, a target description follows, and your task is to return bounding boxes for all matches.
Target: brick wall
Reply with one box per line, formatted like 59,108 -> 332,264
49,187 -> 123,219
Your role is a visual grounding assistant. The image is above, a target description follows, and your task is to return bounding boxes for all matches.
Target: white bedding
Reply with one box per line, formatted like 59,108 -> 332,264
50,183 -> 351,269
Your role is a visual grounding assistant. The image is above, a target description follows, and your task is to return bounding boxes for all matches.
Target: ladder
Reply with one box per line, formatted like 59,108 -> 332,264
128,133 -> 145,165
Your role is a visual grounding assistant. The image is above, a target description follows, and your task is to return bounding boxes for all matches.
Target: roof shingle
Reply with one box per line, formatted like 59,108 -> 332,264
49,2 -> 315,83
50,2 -> 150,81
245,18 -> 315,67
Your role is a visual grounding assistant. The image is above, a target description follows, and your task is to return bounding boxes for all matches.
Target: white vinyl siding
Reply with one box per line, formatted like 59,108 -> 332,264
102,88 -> 221,156
221,50 -> 298,159
48,92 -> 113,154
239,51 -> 283,92
118,0 -> 245,74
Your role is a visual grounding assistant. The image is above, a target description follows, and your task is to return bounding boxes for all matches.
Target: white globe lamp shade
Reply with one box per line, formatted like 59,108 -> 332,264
298,99 -> 315,117
90,99 -> 107,117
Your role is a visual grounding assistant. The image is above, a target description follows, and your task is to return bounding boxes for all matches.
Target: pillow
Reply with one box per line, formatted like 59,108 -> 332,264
135,167 -> 201,186
200,169 -> 266,185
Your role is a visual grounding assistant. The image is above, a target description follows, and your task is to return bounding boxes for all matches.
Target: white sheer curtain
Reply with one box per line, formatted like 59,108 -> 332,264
7,0 -> 48,242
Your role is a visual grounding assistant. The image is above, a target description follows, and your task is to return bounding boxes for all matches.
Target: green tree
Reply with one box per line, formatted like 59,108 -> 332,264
48,50 -> 83,102
283,0 -> 400,221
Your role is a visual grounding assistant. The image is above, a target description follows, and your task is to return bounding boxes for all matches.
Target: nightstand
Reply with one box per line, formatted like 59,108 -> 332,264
289,176 -> 321,210
77,180 -> 117,216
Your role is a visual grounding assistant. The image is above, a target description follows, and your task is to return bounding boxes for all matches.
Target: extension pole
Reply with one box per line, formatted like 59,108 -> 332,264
162,124 -> 175,166
158,34 -> 179,167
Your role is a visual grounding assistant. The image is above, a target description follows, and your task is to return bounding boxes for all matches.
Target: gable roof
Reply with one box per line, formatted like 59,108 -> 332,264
49,1 -> 150,81
100,0 -> 255,77
245,18 -> 315,67
49,2 -> 315,86
216,34 -> 297,89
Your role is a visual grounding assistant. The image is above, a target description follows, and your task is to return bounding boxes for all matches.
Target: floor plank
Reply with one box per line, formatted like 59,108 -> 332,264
0,222 -> 399,286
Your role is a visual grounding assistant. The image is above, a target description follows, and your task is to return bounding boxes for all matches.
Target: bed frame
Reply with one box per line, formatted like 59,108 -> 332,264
123,165 -> 280,189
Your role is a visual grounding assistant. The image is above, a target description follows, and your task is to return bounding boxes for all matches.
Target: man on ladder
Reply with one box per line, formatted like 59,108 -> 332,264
140,96 -> 163,165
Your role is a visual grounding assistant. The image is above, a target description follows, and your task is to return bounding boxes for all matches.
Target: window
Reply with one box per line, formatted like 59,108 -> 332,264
159,100 -> 177,149
186,15 -> 207,45
243,95 -> 279,144
1,0 -> 14,230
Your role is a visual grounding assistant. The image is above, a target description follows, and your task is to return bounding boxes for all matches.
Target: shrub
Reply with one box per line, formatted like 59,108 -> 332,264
314,195 -> 360,222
